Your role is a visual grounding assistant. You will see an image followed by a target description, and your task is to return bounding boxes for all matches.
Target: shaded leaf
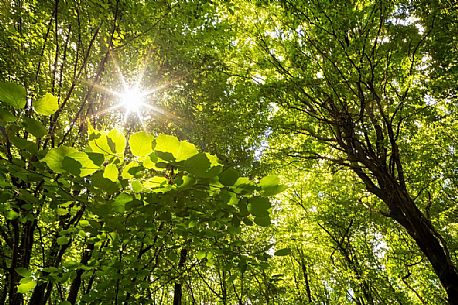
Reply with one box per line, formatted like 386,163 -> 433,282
0,82 -> 26,109
22,117 -> 47,138
274,248 -> 291,256
254,215 -> 271,227
248,196 -> 271,217
15,268 -> 31,278
219,168 -> 239,186
56,236 -> 70,245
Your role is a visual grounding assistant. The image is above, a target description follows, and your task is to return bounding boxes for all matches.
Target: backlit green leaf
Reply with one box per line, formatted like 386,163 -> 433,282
17,277 -> 36,293
34,93 -> 59,115
42,146 -> 98,177
107,128 -> 126,156
155,134 -> 198,162
129,131 -> 154,157
103,163 -> 118,182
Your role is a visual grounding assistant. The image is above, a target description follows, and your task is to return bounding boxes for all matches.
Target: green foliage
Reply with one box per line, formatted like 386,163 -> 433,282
34,93 -> 59,115
0,82 -> 26,109
1,0 -> 457,304
128,131 -> 154,157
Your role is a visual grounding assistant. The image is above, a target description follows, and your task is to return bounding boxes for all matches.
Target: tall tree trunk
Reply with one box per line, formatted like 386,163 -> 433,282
297,249 -> 313,303
353,160 -> 458,304
66,243 -> 94,304
382,183 -> 458,304
173,248 -> 188,305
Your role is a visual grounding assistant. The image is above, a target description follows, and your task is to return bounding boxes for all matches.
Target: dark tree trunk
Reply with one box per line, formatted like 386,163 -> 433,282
382,184 -> 458,305
297,249 -> 313,303
67,243 -> 94,304
351,157 -> 458,304
173,248 -> 188,305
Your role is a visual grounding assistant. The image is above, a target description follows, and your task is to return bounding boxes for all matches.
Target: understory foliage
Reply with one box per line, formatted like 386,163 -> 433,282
0,0 -> 457,304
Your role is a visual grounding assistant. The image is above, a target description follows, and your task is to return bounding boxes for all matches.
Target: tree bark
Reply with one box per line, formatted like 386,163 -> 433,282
173,248 -> 188,305
381,183 -> 458,305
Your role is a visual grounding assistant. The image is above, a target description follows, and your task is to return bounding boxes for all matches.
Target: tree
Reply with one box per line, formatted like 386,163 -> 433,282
232,0 -> 458,303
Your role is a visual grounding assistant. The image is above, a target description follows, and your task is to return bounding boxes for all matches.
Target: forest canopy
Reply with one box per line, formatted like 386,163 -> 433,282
0,0 -> 457,304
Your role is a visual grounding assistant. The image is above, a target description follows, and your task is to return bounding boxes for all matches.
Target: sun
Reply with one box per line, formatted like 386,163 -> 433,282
90,56 -> 170,126
118,86 -> 149,116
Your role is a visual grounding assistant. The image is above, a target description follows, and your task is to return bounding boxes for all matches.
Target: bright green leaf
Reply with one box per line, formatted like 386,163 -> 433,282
42,146 -> 98,177
155,134 -> 199,162
129,131 -> 154,157
17,277 -> 36,294
107,128 -> 126,156
103,163 -> 118,182
34,93 -> 59,115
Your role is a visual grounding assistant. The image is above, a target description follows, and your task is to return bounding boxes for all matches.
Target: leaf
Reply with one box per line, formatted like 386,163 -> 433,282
89,128 -> 125,157
129,131 -> 154,157
106,128 -> 126,156
17,277 -> 36,293
112,193 -> 132,213
155,134 -> 198,162
247,196 -> 271,217
62,156 -> 82,176
219,168 -> 239,186
15,268 -> 31,277
103,163 -> 118,182
86,152 -> 104,166
91,171 -> 119,193
183,153 -> 222,178
121,161 -> 140,179
42,146 -> 98,177
196,251 -> 206,260
34,93 -> 59,115
57,236 -> 70,245
0,109 -> 16,123
274,248 -> 291,256
22,117 -> 47,138
143,176 -> 169,190
254,215 -> 271,227
259,175 -> 286,196
0,82 -> 26,109
130,179 -> 143,192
